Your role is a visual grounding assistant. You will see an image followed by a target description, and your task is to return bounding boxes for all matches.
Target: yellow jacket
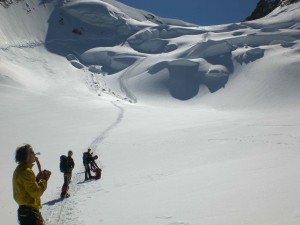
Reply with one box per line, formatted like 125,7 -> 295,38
13,163 -> 47,209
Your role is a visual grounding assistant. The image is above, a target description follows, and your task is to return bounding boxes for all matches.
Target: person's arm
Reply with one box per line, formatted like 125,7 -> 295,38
22,168 -> 47,198
72,159 -> 75,169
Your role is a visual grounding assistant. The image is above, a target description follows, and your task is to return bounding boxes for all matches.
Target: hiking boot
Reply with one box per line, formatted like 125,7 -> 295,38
61,193 -> 70,198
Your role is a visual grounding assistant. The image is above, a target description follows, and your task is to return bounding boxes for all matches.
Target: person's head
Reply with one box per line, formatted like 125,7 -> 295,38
88,148 -> 91,153
68,150 -> 73,157
15,144 -> 36,164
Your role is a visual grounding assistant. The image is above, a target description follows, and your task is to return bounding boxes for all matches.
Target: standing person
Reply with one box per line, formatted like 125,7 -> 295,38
61,150 -> 75,198
13,144 -> 51,225
83,148 -> 93,181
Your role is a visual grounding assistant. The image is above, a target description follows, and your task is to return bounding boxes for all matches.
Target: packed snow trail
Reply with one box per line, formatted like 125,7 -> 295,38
89,101 -> 125,151
119,58 -> 147,103
42,100 -> 125,225
42,170 -> 84,225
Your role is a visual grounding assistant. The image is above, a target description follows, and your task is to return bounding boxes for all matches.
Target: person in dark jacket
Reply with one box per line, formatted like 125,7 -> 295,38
83,148 -> 93,181
13,144 -> 51,225
61,150 -> 74,198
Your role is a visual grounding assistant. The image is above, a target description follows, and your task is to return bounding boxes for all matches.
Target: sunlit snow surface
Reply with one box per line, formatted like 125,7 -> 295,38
1,0 -> 300,225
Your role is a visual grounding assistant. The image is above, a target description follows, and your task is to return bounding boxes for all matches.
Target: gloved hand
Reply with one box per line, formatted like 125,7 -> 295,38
36,170 -> 51,182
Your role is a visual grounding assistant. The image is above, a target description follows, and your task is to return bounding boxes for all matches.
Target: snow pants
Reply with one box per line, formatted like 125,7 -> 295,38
18,205 -> 44,225
61,172 -> 72,197
84,163 -> 91,180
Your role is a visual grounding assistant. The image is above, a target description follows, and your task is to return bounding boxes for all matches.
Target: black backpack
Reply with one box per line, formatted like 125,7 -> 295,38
60,155 -> 67,173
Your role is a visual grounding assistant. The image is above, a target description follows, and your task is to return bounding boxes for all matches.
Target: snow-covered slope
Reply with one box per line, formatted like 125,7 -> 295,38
1,1 -> 300,225
0,0 -> 54,48
2,0 -> 300,108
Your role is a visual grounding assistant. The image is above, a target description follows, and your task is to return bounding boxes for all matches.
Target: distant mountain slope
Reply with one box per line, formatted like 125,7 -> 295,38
245,0 -> 298,21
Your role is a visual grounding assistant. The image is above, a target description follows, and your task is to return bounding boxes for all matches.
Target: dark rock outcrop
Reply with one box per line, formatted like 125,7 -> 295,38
245,0 -> 298,21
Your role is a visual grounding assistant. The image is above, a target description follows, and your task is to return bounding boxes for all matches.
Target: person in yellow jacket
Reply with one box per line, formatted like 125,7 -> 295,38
13,144 -> 51,225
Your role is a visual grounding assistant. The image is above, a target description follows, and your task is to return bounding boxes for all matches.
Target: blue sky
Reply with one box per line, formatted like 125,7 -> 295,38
118,0 -> 259,25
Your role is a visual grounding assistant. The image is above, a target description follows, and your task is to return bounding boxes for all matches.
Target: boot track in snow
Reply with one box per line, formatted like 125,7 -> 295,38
42,101 -> 124,225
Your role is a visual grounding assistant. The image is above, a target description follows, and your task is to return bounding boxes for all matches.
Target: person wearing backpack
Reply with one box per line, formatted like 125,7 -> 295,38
83,148 -> 93,181
60,150 -> 74,198
13,144 -> 51,225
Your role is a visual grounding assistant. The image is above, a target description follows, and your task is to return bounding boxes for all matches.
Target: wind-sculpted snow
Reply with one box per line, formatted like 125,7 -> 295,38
130,38 -> 169,54
234,48 -> 265,64
99,0 -> 198,27
146,58 -> 229,99
81,47 -> 145,73
63,0 -> 128,26
1,0 -> 300,104
44,0 -> 195,50
32,0 -> 300,101
126,25 -> 207,54
166,59 -> 202,100
44,1 -> 151,54
69,22 -> 300,100
183,40 -> 237,59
